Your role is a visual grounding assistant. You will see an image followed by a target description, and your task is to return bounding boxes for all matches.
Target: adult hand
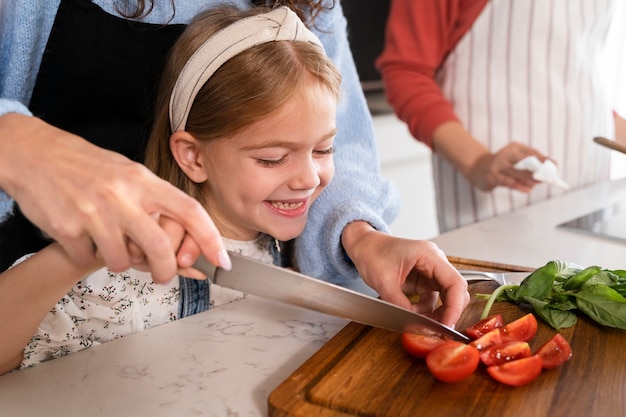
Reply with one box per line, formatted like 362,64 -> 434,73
0,114 -> 230,281
341,221 -> 470,327
467,142 -> 547,192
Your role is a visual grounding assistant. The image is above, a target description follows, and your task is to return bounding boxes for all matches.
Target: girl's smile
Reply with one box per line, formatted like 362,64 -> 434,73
266,198 -> 309,217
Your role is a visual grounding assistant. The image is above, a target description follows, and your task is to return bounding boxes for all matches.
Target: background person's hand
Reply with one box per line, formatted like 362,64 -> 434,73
0,114 -> 230,280
467,141 -> 547,192
432,121 -> 550,193
341,221 -> 470,327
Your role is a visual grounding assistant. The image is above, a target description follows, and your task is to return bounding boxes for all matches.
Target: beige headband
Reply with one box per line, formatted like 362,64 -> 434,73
169,6 -> 324,132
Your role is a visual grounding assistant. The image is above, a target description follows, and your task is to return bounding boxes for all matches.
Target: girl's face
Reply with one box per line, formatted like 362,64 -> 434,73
200,81 -> 337,241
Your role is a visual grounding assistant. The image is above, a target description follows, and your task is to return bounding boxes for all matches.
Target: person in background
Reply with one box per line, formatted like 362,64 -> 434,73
0,4 -> 470,374
377,0 -> 621,233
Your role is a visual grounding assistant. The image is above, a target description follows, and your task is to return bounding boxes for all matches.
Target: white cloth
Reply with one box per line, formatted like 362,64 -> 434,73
513,156 -> 569,189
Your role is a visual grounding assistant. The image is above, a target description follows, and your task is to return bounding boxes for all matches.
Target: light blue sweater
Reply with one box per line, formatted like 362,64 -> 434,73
0,0 -> 400,283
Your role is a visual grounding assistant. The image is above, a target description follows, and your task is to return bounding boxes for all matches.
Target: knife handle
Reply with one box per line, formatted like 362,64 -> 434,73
594,136 -> 626,154
192,255 -> 218,283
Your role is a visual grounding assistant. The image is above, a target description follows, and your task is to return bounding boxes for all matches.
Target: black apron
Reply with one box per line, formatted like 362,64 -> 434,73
0,0 -> 185,271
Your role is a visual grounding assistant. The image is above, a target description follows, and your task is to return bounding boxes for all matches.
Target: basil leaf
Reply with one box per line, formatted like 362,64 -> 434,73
524,297 -> 577,330
563,266 -> 602,291
610,283 -> 626,297
574,284 -> 626,329
514,261 -> 559,301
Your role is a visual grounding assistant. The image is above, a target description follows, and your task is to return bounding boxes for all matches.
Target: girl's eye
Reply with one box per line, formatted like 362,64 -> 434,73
257,158 -> 285,167
315,146 -> 335,156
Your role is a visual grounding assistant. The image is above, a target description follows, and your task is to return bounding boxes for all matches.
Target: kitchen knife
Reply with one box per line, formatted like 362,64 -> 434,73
458,270 -> 531,286
193,252 -> 469,342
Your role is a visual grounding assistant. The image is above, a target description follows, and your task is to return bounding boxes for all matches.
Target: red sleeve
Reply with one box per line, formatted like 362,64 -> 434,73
376,0 -> 488,148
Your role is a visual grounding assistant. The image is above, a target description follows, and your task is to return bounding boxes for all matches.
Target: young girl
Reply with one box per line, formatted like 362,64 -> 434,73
0,5 -> 341,374
144,4 -> 342,307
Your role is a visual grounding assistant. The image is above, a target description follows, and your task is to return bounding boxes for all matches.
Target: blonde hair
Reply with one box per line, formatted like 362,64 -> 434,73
144,5 -> 342,204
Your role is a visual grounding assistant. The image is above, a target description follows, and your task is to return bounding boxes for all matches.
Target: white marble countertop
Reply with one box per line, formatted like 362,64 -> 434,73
0,295 -> 347,417
432,177 -> 626,270
2,178 -> 626,417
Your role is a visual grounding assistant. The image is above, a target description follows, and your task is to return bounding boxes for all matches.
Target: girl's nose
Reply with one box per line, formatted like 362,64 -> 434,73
289,156 -> 321,191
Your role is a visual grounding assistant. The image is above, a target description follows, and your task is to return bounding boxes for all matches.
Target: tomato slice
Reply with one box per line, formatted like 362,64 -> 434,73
426,341 -> 480,383
479,341 -> 531,367
502,313 -> 538,342
401,333 -> 447,359
469,328 -> 505,351
465,314 -> 504,339
536,333 -> 572,369
487,354 -> 543,386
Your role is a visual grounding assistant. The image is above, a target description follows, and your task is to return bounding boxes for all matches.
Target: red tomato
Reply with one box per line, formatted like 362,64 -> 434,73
426,341 -> 480,383
536,333 -> 572,369
501,313 -> 538,342
465,314 -> 504,339
487,354 -> 543,386
469,328 -> 505,351
401,333 -> 447,359
479,341 -> 531,367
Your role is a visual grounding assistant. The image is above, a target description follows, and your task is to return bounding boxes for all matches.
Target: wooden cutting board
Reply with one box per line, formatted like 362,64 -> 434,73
269,256 -> 626,417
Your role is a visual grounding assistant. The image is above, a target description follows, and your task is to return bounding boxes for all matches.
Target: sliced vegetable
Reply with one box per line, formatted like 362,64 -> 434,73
405,313 -> 573,387
465,314 -> 504,339
401,333 -> 447,359
479,341 -> 531,367
501,313 -> 538,342
536,333 -> 572,369
425,341 -> 480,383
469,328 -> 505,351
486,354 -> 543,386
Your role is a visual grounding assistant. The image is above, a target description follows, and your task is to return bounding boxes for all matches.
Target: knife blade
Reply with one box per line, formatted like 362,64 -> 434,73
193,252 -> 469,342
458,270 -> 531,286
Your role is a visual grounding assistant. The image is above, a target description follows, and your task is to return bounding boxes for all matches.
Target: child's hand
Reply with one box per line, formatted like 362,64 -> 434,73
341,222 -> 470,327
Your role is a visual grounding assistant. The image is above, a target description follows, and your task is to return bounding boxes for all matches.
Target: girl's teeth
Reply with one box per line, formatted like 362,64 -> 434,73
271,201 -> 303,210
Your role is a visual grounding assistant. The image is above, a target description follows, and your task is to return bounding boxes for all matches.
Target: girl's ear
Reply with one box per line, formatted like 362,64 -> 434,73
169,131 -> 209,183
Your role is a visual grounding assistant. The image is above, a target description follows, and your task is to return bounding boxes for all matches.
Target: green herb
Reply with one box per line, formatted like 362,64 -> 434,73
480,261 -> 626,330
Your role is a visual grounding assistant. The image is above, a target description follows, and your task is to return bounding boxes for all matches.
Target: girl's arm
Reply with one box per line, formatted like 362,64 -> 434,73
0,243 -> 101,374
294,0 -> 400,283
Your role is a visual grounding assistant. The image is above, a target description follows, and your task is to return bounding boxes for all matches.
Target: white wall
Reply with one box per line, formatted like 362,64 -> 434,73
373,114 -> 439,240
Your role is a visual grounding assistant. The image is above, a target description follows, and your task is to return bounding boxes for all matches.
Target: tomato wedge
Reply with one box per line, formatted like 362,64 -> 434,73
479,341 -> 531,367
501,313 -> 538,342
401,333 -> 447,359
465,314 -> 504,339
426,341 -> 480,383
487,354 -> 543,386
470,328 -> 505,351
536,333 -> 572,369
